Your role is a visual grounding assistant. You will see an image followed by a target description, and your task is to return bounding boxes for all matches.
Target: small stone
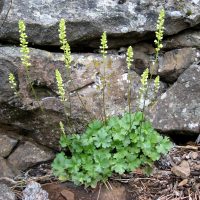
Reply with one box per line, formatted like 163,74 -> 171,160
190,152 -> 198,160
185,153 -> 190,159
0,184 -> 15,200
60,190 -> 75,200
0,135 -> 18,158
171,160 -> 190,178
178,179 -> 188,187
22,181 -> 49,200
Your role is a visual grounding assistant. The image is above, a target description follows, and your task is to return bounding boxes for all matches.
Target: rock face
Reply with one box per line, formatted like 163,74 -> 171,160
0,157 -> 18,178
150,64 -> 200,134
0,0 -> 200,48
0,46 -> 167,150
0,135 -> 18,158
8,141 -> 54,171
0,0 -> 200,176
157,48 -> 200,82
0,184 -> 16,200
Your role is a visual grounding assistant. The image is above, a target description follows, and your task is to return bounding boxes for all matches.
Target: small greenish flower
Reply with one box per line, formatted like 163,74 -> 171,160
141,68 -> 149,89
59,19 -> 72,69
9,73 -> 18,95
154,75 -> 160,94
59,121 -> 66,135
55,69 -> 66,102
154,9 -> 165,62
100,32 -> 108,58
126,46 -> 134,70
18,20 -> 31,70
139,68 -> 149,107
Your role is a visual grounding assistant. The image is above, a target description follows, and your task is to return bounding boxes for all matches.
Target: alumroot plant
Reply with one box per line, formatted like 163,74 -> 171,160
7,10 -> 172,189
126,46 -> 134,114
100,31 -> 108,122
8,73 -> 18,96
52,9 -> 172,188
139,8 -> 165,110
9,20 -> 45,115
56,19 -> 92,121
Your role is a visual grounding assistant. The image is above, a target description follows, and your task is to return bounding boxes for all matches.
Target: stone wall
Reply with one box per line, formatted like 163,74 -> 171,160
0,0 -> 199,177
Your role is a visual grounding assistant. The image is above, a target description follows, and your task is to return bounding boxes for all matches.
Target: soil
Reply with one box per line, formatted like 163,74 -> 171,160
10,144 -> 200,200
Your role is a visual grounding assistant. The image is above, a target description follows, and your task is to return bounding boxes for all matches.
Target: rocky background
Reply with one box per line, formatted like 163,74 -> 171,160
0,0 -> 199,181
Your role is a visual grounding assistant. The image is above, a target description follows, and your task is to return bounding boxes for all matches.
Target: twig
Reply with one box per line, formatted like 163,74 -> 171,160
96,183 -> 102,200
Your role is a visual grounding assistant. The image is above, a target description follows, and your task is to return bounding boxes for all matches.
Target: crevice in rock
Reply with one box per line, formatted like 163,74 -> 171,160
70,81 -> 95,93
118,0 -> 126,4
160,130 -> 199,145
31,84 -> 57,100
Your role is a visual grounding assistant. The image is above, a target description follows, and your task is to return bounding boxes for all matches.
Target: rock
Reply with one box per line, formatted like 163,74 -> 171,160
149,64 -> 200,134
60,190 -> 75,200
8,141 -> 54,171
157,48 -> 199,82
0,184 -> 15,200
133,43 -> 155,75
42,184 -> 66,200
99,185 -> 126,200
178,179 -> 188,187
0,157 -> 18,179
0,46 -> 166,149
22,181 -> 49,200
171,160 -> 190,178
0,135 -> 18,158
163,30 -> 200,49
0,1 -> 200,48
190,152 -> 198,160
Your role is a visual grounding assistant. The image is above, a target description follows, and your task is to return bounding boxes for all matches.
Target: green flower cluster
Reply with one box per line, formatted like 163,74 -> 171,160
126,46 -> 134,70
59,19 -> 72,70
55,69 -> 65,102
100,31 -> 108,59
154,9 -> 165,62
8,73 -> 18,96
18,20 -> 31,70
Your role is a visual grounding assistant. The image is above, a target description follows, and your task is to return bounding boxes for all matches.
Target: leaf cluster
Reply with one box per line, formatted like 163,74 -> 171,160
52,112 -> 172,188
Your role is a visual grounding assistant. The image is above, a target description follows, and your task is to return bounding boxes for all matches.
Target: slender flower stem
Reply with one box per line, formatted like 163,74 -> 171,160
100,32 -> 108,122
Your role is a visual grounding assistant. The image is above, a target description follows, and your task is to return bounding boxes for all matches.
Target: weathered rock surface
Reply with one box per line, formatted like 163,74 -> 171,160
0,135 -> 18,157
0,46 -> 166,149
163,30 -> 200,49
157,48 -> 200,82
149,64 -> 200,134
0,0 -> 200,48
171,160 -> 191,179
8,141 -> 54,171
0,157 -> 18,178
22,181 -> 49,200
0,184 -> 15,200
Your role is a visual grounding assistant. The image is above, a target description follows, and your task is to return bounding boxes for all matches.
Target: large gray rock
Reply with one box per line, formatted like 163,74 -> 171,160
0,0 -> 200,48
0,135 -> 18,158
0,184 -> 15,200
149,64 -> 200,134
157,48 -> 200,82
8,141 -> 54,171
0,46 -> 166,149
0,157 -> 18,178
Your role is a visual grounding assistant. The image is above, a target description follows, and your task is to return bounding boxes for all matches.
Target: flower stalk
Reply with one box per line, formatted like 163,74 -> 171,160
100,32 -> 108,122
